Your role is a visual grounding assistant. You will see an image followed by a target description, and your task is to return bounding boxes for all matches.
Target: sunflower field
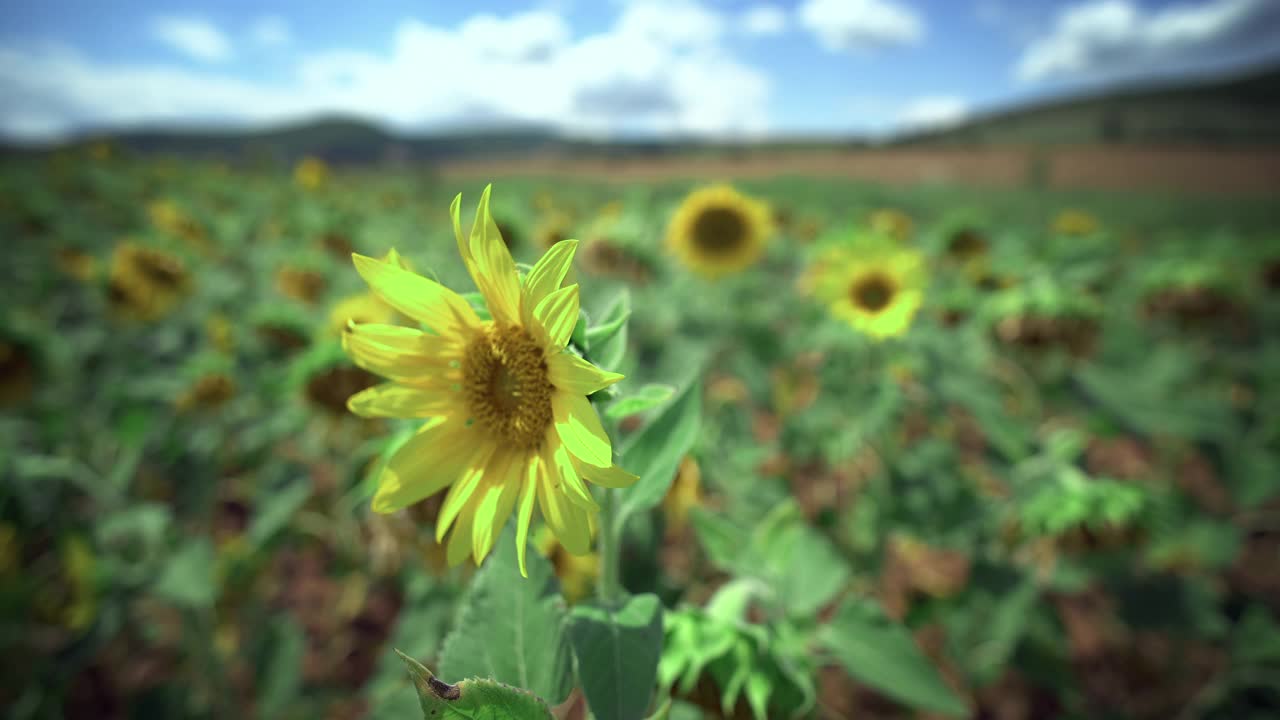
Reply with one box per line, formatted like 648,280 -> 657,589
3,147 -> 1280,720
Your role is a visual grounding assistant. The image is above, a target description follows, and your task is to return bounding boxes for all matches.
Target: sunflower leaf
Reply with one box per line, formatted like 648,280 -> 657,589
586,290 -> 630,371
617,380 -> 702,525
568,593 -> 664,720
398,650 -> 554,720
439,526 -> 574,704
604,384 -> 675,421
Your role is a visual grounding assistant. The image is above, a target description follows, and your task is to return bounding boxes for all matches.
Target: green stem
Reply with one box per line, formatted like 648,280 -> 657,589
597,483 -> 622,605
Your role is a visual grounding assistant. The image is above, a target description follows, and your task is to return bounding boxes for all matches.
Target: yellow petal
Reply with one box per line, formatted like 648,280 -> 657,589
548,352 -> 623,396
371,420 -> 476,514
515,456 -> 540,578
342,323 -> 460,382
347,383 -> 451,418
446,493 -> 479,567
352,253 -> 479,335
522,239 -> 578,326
553,393 -> 613,468
537,462 -> 592,556
545,437 -> 599,512
436,444 -> 496,542
470,451 -> 523,566
573,457 -> 640,489
466,185 -> 522,325
534,284 -> 580,349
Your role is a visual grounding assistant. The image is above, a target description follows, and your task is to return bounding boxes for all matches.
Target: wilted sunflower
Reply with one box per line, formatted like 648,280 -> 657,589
666,185 -> 772,278
107,242 -> 191,320
342,185 -> 637,575
805,241 -> 926,340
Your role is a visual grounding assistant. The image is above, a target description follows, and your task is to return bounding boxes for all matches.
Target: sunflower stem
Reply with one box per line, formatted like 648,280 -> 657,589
597,485 -> 622,605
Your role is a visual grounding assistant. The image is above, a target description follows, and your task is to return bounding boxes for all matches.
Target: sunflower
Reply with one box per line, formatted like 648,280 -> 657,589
276,266 -> 327,304
535,526 -> 598,604
107,242 -> 191,320
535,211 -> 574,253
177,373 -> 235,411
294,156 -> 330,190
1052,209 -> 1099,236
662,456 -> 702,537
342,185 -> 637,576
805,241 -> 926,340
868,208 -> 913,242
666,185 -> 772,278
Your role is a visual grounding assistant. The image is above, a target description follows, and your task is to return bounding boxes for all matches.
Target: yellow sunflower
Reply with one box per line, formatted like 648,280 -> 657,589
294,156 -> 330,190
666,185 -> 772,278
328,292 -> 395,336
535,525 -> 599,604
805,241 -> 926,340
1052,209 -> 1099,236
342,185 -> 638,576
107,242 -> 191,320
868,208 -> 913,242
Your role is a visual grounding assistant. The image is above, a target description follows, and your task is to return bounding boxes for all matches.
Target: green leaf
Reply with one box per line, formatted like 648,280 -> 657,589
439,528 -> 573,704
568,594 -> 664,720
398,650 -> 554,720
153,537 -> 216,609
820,599 -> 967,717
618,380 -> 702,523
605,384 -> 676,421
258,618 -> 306,720
587,290 -> 631,371
247,479 -> 311,548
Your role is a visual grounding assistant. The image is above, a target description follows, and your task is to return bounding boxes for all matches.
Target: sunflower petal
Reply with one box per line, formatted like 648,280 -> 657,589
546,438 -> 600,512
515,456 -> 540,578
522,239 -> 578,325
436,444 -> 495,542
534,284 -> 580,349
537,464 -> 592,556
370,420 -> 475,513
347,383 -> 451,418
343,323 -> 460,382
446,495 -> 479,567
548,351 -> 623,396
466,185 -> 522,325
553,393 -> 613,468
573,458 -> 640,489
470,451 -> 523,566
352,253 -> 479,335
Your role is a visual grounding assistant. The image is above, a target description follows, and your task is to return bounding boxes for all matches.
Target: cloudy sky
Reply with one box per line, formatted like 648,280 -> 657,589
2,0 -> 1278,142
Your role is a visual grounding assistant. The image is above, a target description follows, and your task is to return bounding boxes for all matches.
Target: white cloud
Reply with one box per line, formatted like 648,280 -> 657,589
616,0 -> 724,48
1,4 -> 769,141
896,95 -> 969,130
150,16 -> 232,63
741,5 -> 787,36
798,0 -> 923,53
249,16 -> 291,48
1017,0 -> 1280,82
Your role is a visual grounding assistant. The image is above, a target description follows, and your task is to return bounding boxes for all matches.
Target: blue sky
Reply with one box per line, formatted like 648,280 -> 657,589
2,0 -> 1278,142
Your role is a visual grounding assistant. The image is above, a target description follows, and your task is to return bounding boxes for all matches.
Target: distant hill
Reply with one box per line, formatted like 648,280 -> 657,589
892,61 -> 1280,147
5,60 -> 1279,164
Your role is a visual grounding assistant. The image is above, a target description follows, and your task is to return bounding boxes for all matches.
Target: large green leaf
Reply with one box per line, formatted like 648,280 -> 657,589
820,599 -> 967,717
438,529 -> 573,704
617,380 -> 702,524
587,290 -> 631,372
568,593 -> 664,720
399,650 -> 553,720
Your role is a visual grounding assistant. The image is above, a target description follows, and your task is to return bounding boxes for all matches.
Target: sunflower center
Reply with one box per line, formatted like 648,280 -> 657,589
692,206 -> 747,255
851,273 -> 896,313
462,325 -> 553,449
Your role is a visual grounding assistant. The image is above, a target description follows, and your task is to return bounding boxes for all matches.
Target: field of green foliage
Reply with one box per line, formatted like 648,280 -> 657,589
3,147 -> 1280,720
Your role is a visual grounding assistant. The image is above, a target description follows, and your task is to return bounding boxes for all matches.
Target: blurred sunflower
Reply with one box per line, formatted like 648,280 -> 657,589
0,338 -> 36,406
535,210 -> 574,253
805,240 -> 926,340
206,313 -> 234,353
662,456 -> 702,537
342,185 -> 637,575
868,208 -> 913,242
147,199 -> 207,250
945,228 -> 989,264
276,266 -> 327,304
1053,209 -> 1100,236
294,156 -> 330,190
666,185 -> 772,278
53,247 -> 99,282
177,373 -> 236,412
107,242 -> 191,320
535,526 -> 598,604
